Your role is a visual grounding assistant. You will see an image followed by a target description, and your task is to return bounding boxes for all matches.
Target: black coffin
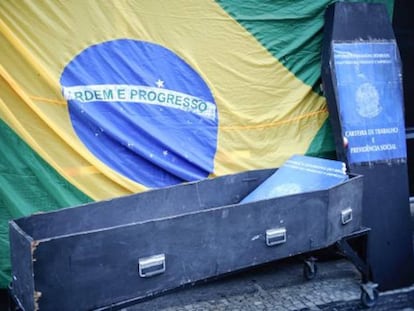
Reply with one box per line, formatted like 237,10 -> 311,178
9,168 -> 363,310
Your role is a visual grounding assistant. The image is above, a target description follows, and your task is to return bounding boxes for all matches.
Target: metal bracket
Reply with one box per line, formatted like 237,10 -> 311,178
361,282 -> 379,300
138,254 -> 166,278
341,207 -> 353,225
335,227 -> 371,283
266,227 -> 287,246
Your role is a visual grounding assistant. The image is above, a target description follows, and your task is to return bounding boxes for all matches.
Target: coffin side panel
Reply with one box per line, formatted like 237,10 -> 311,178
9,221 -> 36,311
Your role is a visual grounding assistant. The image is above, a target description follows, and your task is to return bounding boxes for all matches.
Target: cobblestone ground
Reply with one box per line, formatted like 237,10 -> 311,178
123,254 -> 414,311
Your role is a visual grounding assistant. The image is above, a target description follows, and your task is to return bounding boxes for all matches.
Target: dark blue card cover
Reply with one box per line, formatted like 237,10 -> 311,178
240,155 -> 348,203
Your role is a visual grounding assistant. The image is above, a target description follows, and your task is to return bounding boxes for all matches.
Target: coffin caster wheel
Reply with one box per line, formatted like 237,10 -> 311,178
360,282 -> 379,308
303,257 -> 317,280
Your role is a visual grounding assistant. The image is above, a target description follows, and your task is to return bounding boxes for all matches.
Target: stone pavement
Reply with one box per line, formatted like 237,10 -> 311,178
124,251 -> 414,311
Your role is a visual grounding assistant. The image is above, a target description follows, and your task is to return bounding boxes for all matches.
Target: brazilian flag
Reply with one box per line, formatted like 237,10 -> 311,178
0,0 -> 393,287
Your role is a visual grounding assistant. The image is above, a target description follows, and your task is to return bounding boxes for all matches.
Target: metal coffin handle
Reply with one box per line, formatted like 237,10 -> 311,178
341,207 -> 353,225
138,254 -> 166,278
266,227 -> 287,246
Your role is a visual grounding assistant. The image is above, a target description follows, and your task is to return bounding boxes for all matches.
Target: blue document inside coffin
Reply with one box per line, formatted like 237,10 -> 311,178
241,155 -> 348,203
